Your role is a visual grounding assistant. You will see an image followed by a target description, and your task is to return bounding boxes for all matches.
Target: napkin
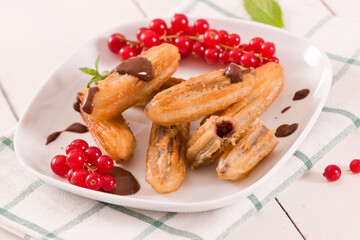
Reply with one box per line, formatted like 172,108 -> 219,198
1,0 -> 360,239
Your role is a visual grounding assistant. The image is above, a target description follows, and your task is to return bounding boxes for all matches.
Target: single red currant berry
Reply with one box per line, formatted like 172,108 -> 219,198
139,30 -> 160,48
240,53 -> 260,68
69,139 -> 89,152
204,47 -> 220,64
227,33 -> 241,47
229,48 -> 243,64
71,169 -> 88,187
102,173 -> 116,191
238,44 -> 250,51
96,155 -> 114,174
203,29 -> 221,47
136,27 -> 148,40
219,50 -> 231,64
85,146 -> 102,165
107,33 -> 127,54
323,165 -> 341,181
186,25 -> 197,36
248,37 -> 264,53
268,56 -> 279,63
149,18 -> 167,36
65,144 -> 82,155
51,155 -> 69,176
171,13 -> 188,33
349,159 -> 360,174
218,30 -> 229,45
66,149 -> 86,170
131,43 -> 143,55
260,42 -> 276,58
67,168 -> 74,183
85,172 -> 104,190
193,19 -> 209,35
119,46 -> 137,60
192,41 -> 206,58
174,36 -> 193,58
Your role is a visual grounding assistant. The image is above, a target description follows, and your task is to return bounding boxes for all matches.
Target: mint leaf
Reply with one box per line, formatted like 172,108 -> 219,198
95,56 -> 100,71
244,0 -> 284,28
79,67 -> 98,76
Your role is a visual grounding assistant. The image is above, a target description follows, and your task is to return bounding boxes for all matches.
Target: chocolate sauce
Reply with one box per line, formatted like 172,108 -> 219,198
224,63 -> 251,83
108,166 -> 140,195
73,92 -> 83,112
293,89 -> 310,101
81,86 -> 99,114
275,123 -> 298,137
216,121 -> 234,138
281,106 -> 291,113
111,57 -> 154,82
46,123 -> 88,145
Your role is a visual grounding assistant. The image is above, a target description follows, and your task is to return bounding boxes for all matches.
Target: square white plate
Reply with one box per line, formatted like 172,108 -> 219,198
14,17 -> 332,212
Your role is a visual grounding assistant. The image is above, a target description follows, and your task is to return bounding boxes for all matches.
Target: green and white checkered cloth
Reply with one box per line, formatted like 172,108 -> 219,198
1,0 -> 360,239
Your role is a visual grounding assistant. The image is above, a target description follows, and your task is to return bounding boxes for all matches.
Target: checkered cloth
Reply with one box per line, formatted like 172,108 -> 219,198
1,0 -> 360,239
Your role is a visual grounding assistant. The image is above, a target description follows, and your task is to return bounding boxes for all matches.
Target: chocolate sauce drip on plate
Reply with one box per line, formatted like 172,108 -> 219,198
111,56 -> 154,82
224,63 -> 251,83
108,166 -> 140,195
81,86 -> 99,114
73,92 -> 83,112
281,106 -> 291,113
275,123 -> 298,137
46,123 -> 88,145
293,89 -> 310,101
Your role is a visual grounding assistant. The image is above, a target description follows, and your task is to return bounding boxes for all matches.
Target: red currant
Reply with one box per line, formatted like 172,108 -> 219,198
248,37 -> 264,53
119,46 -> 136,60
67,168 -> 74,183
219,50 -> 231,64
193,19 -> 209,35
238,44 -> 250,51
71,169 -> 88,187
136,27 -> 148,40
171,13 -> 188,33
323,165 -> 341,181
102,173 -> 116,191
268,56 -> 279,63
65,144 -> 82,155
219,30 -> 229,45
241,53 -> 260,68
66,149 -> 86,170
107,33 -> 127,54
149,19 -> 167,36
227,33 -> 241,47
50,155 -> 69,176
186,25 -> 197,36
260,42 -> 276,58
139,30 -> 160,48
85,146 -> 102,165
69,139 -> 89,152
204,47 -> 219,64
86,172 -> 103,190
192,41 -> 206,58
203,29 -> 221,47
349,159 -> 360,174
229,48 -> 243,64
174,36 -> 193,58
96,155 -> 114,174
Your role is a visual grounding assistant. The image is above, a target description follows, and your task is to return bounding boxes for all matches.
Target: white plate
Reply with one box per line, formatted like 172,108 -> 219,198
14,17 -> 332,212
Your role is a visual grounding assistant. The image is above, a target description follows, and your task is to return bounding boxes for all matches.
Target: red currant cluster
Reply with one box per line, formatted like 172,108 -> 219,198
107,13 -> 278,68
50,139 -> 116,191
323,159 -> 360,182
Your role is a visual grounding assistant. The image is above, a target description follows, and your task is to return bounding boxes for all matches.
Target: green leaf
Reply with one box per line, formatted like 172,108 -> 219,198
95,55 -> 100,71
79,67 -> 98,76
244,0 -> 284,28
102,70 -> 110,75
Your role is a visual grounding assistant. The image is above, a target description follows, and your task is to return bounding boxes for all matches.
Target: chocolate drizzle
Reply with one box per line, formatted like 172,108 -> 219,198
107,166 -> 140,195
111,56 -> 154,82
224,63 -> 251,83
73,92 -> 83,112
281,106 -> 291,113
81,86 -> 99,114
46,123 -> 88,145
275,123 -> 298,138
293,89 -> 310,101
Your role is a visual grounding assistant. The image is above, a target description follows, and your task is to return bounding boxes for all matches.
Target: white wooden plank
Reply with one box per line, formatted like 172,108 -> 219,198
323,0 -> 360,22
226,199 -> 303,240
277,128 -> 360,240
0,90 -> 17,136
0,0 -> 144,117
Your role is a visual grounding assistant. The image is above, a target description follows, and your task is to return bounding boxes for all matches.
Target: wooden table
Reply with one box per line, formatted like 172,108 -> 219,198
1,0 -> 359,239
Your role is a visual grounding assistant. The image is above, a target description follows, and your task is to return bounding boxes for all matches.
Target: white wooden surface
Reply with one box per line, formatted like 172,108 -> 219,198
0,0 -> 359,239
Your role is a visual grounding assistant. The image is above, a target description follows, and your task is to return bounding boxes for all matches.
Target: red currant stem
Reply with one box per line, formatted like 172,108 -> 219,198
159,34 -> 180,40
116,36 -> 139,44
218,43 -> 234,50
83,163 -> 97,173
188,36 -> 202,41
346,169 -> 351,172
